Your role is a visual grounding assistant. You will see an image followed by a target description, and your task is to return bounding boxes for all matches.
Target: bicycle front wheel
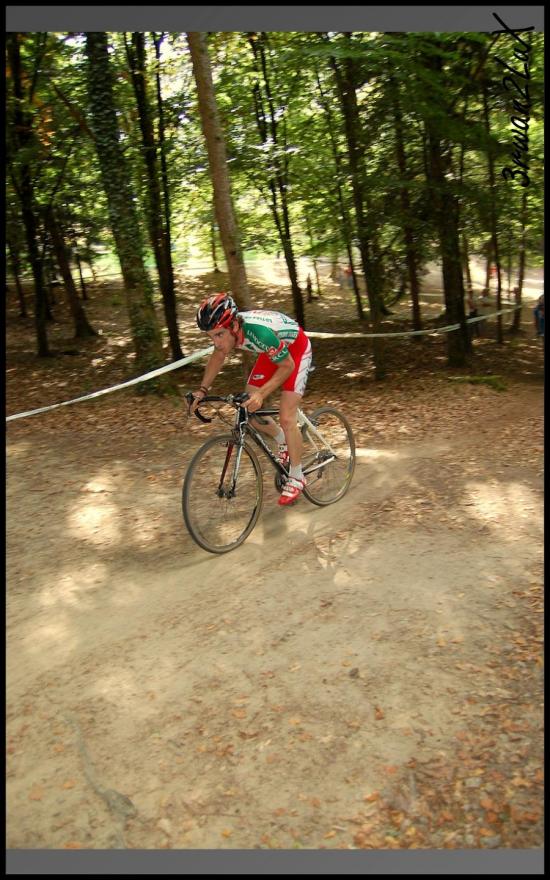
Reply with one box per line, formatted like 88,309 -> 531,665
182,435 -> 263,554
301,407 -> 356,506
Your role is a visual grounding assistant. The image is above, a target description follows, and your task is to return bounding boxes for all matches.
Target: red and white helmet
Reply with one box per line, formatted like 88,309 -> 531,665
196,293 -> 238,331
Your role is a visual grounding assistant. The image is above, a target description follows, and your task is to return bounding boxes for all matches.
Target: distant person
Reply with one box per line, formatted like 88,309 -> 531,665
344,265 -> 353,289
533,294 -> 544,337
467,294 -> 480,339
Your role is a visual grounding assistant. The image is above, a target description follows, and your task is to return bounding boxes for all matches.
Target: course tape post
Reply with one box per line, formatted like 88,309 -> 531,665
5,306 -> 521,423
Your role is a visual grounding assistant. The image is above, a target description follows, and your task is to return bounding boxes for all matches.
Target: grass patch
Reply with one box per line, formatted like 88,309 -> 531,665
447,374 -> 508,392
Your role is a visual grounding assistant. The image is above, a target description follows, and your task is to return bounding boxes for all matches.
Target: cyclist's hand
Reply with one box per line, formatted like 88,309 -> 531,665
243,389 -> 264,413
189,389 -> 207,415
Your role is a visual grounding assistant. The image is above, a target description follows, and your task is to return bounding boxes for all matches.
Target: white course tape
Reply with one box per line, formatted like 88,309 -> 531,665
307,305 -> 520,339
5,305 -> 522,423
5,345 -> 214,423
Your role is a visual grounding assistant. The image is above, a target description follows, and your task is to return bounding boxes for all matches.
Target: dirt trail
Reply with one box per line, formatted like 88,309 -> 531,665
6,375 -> 544,850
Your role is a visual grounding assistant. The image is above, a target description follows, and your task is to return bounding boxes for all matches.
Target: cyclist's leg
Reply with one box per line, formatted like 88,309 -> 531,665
279,390 -> 303,468
245,354 -> 280,439
245,383 -> 280,438
279,335 -> 312,471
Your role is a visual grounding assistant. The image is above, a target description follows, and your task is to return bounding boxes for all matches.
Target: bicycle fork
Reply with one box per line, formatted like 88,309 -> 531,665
217,439 -> 245,498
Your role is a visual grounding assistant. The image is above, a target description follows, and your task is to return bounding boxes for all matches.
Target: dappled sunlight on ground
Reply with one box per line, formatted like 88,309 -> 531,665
68,493 -> 121,546
38,564 -> 110,610
356,447 -> 402,461
463,480 -> 541,530
6,439 -> 33,460
20,616 -> 79,666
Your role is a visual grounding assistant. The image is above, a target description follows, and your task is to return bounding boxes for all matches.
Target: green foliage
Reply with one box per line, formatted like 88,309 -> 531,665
6,28 -> 544,324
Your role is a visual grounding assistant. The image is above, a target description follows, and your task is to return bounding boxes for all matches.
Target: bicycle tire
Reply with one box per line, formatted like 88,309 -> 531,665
301,406 -> 356,506
182,434 -> 264,553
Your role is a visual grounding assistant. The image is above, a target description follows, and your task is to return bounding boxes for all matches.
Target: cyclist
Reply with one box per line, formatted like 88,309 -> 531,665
190,293 -> 312,506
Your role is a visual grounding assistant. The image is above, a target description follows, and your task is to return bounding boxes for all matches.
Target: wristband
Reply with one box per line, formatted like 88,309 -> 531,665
199,385 -> 209,395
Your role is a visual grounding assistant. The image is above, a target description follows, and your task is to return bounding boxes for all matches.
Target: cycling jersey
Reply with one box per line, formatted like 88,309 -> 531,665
237,310 -> 301,364
239,310 -> 312,396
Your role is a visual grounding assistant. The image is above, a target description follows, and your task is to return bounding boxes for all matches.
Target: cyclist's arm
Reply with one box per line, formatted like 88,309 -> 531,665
245,354 -> 294,412
191,349 -> 226,411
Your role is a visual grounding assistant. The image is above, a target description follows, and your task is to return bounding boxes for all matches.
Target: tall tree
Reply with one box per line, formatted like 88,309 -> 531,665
6,33 -> 51,356
6,197 -> 28,317
125,33 -> 183,361
482,80 -> 503,344
420,39 -> 471,366
247,32 -> 305,327
46,209 -> 97,338
85,32 -> 166,377
315,68 -> 364,319
186,32 -> 252,311
329,34 -> 387,378
510,185 -> 528,333
388,73 -> 422,333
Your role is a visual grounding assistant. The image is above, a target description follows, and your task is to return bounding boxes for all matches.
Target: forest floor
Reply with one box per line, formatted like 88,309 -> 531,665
6,271 -> 544,851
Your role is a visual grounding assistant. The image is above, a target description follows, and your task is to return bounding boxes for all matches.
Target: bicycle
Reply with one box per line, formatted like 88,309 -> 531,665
182,392 -> 356,554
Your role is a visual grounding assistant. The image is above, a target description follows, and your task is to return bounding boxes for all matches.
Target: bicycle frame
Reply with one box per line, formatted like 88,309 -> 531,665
187,393 -> 337,495
237,406 -> 337,483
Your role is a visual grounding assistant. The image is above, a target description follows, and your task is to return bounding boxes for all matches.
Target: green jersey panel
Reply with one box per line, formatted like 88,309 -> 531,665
238,310 -> 300,364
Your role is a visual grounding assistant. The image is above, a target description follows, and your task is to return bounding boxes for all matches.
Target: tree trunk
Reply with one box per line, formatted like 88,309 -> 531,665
312,259 -> 321,297
86,256 -> 97,282
86,32 -> 166,378
211,212 -> 222,272
47,211 -> 97,338
506,229 -> 513,297
7,235 -> 27,317
42,254 -> 57,319
422,45 -> 470,367
67,227 -> 89,299
75,252 -> 88,300
316,70 -> 364,319
304,214 -> 322,298
462,234 -> 474,299
186,32 -> 252,311
126,33 -> 183,361
247,33 -> 304,326
426,126 -> 471,365
482,85 -> 503,343
510,186 -> 528,333
153,34 -> 174,272
389,75 -> 422,333
485,252 -> 492,291
330,44 -> 386,378
7,34 -> 50,355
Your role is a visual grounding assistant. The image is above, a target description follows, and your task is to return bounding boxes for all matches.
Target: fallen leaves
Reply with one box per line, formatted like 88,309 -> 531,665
5,287 -> 544,855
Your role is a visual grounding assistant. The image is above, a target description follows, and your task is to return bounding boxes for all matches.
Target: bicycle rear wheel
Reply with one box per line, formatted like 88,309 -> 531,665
301,407 -> 355,506
182,434 -> 263,553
